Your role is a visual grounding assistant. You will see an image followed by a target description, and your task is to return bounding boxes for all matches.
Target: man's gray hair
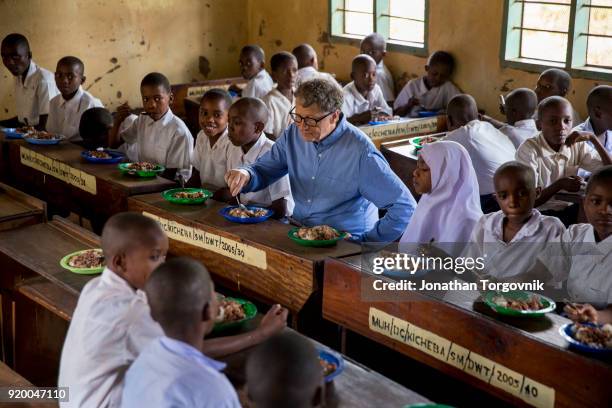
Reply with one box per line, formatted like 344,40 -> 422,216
295,78 -> 344,113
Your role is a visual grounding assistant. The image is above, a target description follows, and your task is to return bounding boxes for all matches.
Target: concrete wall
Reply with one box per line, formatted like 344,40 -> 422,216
0,0 -> 248,118
246,0 -> 611,119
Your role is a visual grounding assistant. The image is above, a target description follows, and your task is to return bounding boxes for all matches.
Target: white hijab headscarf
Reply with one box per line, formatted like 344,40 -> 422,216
400,141 -> 483,247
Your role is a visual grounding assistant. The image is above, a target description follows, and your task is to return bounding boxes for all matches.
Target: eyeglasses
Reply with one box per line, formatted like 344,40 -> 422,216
289,107 -> 335,128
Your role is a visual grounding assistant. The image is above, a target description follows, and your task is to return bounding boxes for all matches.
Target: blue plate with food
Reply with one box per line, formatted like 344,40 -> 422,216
81,149 -> 125,164
368,120 -> 390,125
219,205 -> 273,224
24,131 -> 64,145
559,322 -> 612,356
317,348 -> 345,383
417,110 -> 439,117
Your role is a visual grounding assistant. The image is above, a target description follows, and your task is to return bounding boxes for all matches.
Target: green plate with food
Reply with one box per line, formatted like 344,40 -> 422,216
162,188 -> 212,205
288,225 -> 347,247
118,162 -> 165,177
484,290 -> 556,317
409,135 -> 440,150
59,248 -> 105,275
213,297 -> 258,332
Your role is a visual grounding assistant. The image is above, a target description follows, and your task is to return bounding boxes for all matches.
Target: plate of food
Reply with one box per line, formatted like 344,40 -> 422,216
162,188 -> 212,205
219,205 -> 273,224
484,291 -> 556,317
118,162 -> 165,177
59,248 -> 105,275
317,348 -> 345,383
3,126 -> 35,139
213,297 -> 258,332
24,131 -> 64,145
409,135 -> 440,150
81,149 -> 125,164
288,225 -> 347,247
559,322 -> 612,356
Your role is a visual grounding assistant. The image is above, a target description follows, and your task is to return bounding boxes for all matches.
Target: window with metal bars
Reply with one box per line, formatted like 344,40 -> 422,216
502,0 -> 612,80
329,0 -> 428,56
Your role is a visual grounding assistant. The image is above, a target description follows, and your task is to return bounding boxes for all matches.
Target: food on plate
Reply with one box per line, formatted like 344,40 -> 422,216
296,225 -> 340,241
319,357 -> 337,377
173,191 -> 205,200
418,136 -> 438,145
216,299 -> 246,323
127,162 -> 158,171
68,249 -> 104,269
227,207 -> 268,218
86,150 -> 112,159
16,126 -> 35,134
28,130 -> 59,140
571,323 -> 612,349
492,294 -> 544,311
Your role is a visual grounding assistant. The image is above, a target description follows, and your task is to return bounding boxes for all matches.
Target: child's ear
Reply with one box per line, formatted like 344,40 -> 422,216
202,301 -> 214,323
168,92 -> 175,104
110,252 -> 126,275
425,64 -> 430,72
254,121 -> 265,133
535,186 -> 542,197
350,71 -> 355,81
382,50 -> 387,58
536,118 -> 542,131
81,75 -> 86,85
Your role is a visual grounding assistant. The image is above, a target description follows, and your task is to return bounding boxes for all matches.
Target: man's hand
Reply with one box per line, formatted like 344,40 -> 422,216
225,169 -> 251,197
256,304 -> 289,338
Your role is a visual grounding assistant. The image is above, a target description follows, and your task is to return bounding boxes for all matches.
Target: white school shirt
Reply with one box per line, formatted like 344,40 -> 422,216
463,209 -> 565,279
46,87 -> 104,141
13,60 -> 59,126
228,133 -> 294,215
445,120 -> 516,195
341,82 -> 392,119
543,224 -> 612,306
393,77 -> 460,117
296,66 -> 336,86
190,128 -> 234,189
242,69 -> 274,99
120,108 -> 194,179
573,117 -> 612,178
58,268 -> 163,408
515,132 -> 604,211
122,337 -> 240,408
376,60 -> 395,102
262,87 -> 294,139
499,118 -> 538,149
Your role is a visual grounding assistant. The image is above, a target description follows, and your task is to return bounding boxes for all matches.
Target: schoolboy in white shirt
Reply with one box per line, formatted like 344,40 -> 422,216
292,43 -> 336,87
360,33 -> 395,103
110,72 -> 194,180
236,45 -> 274,99
46,56 -> 103,141
341,54 -> 392,126
262,52 -> 297,140
0,33 -> 59,128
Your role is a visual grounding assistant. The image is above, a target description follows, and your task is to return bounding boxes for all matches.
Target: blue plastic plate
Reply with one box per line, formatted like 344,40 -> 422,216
24,135 -> 64,145
81,150 -> 125,164
2,128 -> 24,139
219,205 -> 273,224
317,348 -> 345,383
418,110 -> 438,117
368,120 -> 390,125
559,323 -> 612,356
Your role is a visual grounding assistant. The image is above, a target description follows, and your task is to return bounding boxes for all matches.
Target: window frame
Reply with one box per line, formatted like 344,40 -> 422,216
329,0 -> 429,57
500,0 -> 612,81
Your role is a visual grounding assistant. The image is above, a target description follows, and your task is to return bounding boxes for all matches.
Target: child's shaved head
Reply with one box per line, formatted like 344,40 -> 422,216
505,88 -> 537,125
145,257 -> 214,334
351,54 -> 376,73
447,94 -> 478,129
586,164 -> 612,194
247,332 -> 322,408
537,95 -> 572,120
361,33 -> 386,51
292,44 -> 317,69
201,88 -> 233,110
1,33 -> 30,53
79,107 -> 112,149
542,68 -> 571,93
427,51 -> 455,72
230,97 -> 268,123
241,45 -> 265,62
494,161 -> 536,190
360,33 -> 386,65
587,85 -> 612,112
101,212 -> 164,258
141,72 -> 171,93
57,56 -> 84,75
536,68 -> 572,101
270,51 -> 297,72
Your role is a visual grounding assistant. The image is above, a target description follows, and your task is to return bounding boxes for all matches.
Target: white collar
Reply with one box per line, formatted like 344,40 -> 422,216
348,81 -> 370,104
242,132 -> 268,163
60,86 -> 84,108
488,209 -> 543,243
144,108 -> 174,126
513,118 -> 537,129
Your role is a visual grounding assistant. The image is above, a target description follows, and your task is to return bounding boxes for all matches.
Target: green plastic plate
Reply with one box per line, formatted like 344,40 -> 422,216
213,297 -> 258,332
162,188 -> 212,205
484,291 -> 556,317
59,249 -> 104,275
118,162 -> 165,177
287,227 -> 347,247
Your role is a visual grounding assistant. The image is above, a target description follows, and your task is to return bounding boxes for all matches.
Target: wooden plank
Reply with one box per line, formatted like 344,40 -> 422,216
0,182 -> 46,232
128,193 -> 361,314
6,140 -> 175,230
359,115 -> 447,149
17,278 -> 77,322
323,257 -> 612,408
171,76 -> 245,118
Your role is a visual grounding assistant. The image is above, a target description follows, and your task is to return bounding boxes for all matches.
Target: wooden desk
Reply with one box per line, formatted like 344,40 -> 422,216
380,137 -> 421,196
0,218 -> 98,381
0,183 -> 46,232
359,115 -> 447,149
128,194 -> 361,318
0,361 -> 57,407
323,257 -> 612,408
7,140 -> 175,231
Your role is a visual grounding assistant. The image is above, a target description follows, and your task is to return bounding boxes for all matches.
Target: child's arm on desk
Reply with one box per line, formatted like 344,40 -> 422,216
393,97 -> 420,118
348,111 -> 372,126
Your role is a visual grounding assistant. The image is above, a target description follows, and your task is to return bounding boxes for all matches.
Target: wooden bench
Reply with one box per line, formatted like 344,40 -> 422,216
0,183 -> 46,232
323,256 -> 612,408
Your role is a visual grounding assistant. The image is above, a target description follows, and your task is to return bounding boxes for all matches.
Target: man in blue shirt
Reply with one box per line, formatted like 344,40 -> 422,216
122,258 -> 242,408
226,78 -> 416,242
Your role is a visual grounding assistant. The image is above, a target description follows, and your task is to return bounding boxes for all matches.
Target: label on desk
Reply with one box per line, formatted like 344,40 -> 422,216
187,84 -> 232,97
368,307 -> 554,408
19,146 -> 97,195
143,212 -> 267,269
360,118 -> 439,141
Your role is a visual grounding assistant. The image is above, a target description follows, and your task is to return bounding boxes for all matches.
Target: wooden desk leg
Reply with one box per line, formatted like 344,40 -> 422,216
0,290 -> 15,367
340,326 -> 347,355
